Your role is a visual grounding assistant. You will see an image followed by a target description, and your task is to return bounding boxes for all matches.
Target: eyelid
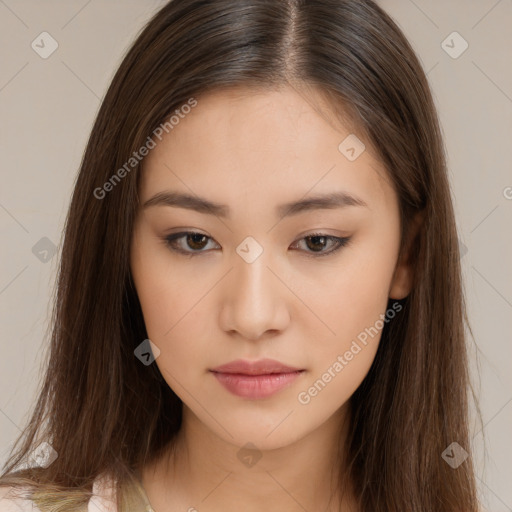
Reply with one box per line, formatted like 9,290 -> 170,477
290,231 -> 352,258
163,230 -> 352,258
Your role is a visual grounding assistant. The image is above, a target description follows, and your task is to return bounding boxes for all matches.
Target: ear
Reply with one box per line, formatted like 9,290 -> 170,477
389,210 -> 425,300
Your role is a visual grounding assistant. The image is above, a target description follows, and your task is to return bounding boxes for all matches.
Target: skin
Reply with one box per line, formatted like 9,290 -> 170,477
130,83 -> 420,512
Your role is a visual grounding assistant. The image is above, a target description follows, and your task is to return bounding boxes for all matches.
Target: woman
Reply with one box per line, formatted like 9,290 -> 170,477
0,0 -> 481,510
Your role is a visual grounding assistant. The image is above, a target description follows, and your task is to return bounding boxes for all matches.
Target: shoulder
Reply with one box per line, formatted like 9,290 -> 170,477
88,472 -> 118,511
89,471 -> 153,512
0,473 -> 117,512
0,484 -> 42,511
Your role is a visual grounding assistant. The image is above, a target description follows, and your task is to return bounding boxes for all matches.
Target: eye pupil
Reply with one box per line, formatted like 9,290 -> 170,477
187,233 -> 208,250
306,235 -> 327,252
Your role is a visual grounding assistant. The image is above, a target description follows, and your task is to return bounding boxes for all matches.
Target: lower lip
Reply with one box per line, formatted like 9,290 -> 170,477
211,370 -> 304,399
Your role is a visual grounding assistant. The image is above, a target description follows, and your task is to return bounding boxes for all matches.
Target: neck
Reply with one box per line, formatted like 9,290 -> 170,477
142,402 -> 357,512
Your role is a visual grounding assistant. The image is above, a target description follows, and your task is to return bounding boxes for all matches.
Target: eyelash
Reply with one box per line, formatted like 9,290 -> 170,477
163,231 -> 352,258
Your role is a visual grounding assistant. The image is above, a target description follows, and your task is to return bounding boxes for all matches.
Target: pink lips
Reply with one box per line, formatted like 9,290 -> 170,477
210,358 -> 305,399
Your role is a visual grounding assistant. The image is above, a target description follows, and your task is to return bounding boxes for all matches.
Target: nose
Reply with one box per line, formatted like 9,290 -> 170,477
219,248 -> 290,342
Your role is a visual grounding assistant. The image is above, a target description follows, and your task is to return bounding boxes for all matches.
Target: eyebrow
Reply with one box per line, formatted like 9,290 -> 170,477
142,190 -> 368,218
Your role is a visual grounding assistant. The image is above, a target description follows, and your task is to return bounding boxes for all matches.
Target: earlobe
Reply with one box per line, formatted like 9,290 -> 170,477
389,210 -> 425,300
389,264 -> 414,300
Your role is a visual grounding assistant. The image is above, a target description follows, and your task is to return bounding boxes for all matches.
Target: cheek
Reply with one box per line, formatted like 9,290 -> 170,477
130,233 -> 176,337
295,268 -> 393,415
130,256 -> 177,338
312,245 -> 396,338
130,235 -> 212,381
297,230 -> 399,386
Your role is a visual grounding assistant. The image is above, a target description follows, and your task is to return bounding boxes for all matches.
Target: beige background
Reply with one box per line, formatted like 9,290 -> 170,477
0,0 -> 511,509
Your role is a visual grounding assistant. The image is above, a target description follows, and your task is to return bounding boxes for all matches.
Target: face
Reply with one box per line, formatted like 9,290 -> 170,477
130,84 -> 411,450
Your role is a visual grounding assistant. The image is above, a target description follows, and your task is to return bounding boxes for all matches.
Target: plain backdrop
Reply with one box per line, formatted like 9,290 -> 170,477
0,1 -> 511,510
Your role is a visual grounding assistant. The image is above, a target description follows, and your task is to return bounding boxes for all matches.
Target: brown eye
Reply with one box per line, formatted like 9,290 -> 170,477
290,233 -> 351,257
163,231 -> 351,258
164,232 -> 217,255
183,233 -> 209,250
304,235 -> 330,252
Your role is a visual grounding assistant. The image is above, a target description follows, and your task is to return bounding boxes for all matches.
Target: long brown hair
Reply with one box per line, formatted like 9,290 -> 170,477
0,1 -> 482,510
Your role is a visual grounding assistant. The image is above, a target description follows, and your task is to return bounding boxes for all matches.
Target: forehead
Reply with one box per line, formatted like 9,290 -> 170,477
139,85 -> 394,213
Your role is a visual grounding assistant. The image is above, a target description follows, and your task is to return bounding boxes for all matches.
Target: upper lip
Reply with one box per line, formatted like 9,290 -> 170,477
210,358 -> 303,375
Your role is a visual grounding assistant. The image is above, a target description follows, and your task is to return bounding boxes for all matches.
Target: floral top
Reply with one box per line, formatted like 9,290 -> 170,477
0,471 -> 155,512
89,470 -> 155,512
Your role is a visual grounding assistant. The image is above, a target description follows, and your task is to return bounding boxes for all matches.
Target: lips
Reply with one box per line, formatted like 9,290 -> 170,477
209,358 -> 305,399
210,358 -> 303,375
